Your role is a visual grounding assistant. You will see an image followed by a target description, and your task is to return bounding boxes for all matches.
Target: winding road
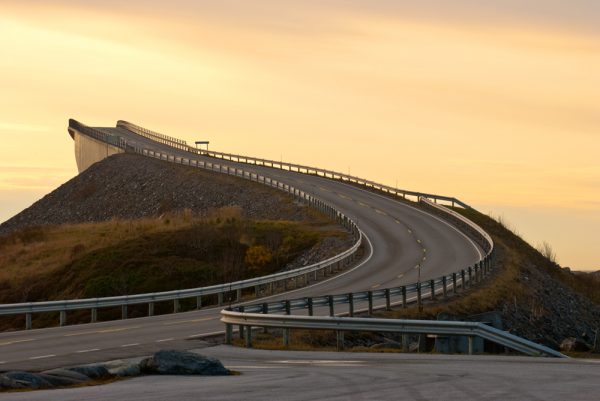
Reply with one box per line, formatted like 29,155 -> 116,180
0,122 -> 482,372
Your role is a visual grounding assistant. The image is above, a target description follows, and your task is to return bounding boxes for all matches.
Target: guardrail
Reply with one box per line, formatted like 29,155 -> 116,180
220,310 -> 566,358
114,121 -> 470,208
117,120 -> 188,149
0,122 -> 363,330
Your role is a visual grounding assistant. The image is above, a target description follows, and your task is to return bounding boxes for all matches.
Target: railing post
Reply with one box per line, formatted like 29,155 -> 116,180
25,313 -> 32,330
173,299 -> 180,313
59,310 -> 67,327
307,298 -> 314,316
283,328 -> 290,348
368,291 -> 374,315
236,288 -> 242,302
348,293 -> 354,317
238,306 -> 245,340
121,305 -> 128,320
442,277 -> 447,298
402,286 -> 407,308
336,330 -> 345,351
468,267 -> 473,288
285,300 -> 291,315
148,302 -> 155,316
225,323 -> 233,345
245,326 -> 252,348
452,273 -> 458,294
461,270 -> 466,291
91,308 -> 97,323
417,284 -> 422,310
196,296 -> 202,310
218,292 -> 224,306
328,295 -> 335,316
468,336 -> 474,355
402,334 -> 410,352
430,280 -> 435,300
385,288 -> 391,311
255,286 -> 260,298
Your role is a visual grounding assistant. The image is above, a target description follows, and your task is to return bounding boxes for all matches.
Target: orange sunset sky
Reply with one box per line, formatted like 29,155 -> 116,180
0,1 -> 599,270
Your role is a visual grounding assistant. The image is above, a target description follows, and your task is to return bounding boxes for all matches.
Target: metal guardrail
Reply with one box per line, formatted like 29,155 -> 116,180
0,122 -> 363,330
220,310 -> 566,358
117,120 -> 188,149
114,121 -> 471,208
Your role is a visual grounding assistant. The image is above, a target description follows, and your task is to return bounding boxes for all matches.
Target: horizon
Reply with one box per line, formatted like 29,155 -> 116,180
1,1 -> 598,270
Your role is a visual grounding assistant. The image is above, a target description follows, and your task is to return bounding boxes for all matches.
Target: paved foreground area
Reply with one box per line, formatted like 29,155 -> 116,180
2,346 -> 599,401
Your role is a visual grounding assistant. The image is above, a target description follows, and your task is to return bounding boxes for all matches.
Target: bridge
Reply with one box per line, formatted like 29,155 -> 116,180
2,119 -> 499,371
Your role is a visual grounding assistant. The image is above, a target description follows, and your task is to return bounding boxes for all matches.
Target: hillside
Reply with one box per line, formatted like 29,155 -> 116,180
0,153 -> 314,235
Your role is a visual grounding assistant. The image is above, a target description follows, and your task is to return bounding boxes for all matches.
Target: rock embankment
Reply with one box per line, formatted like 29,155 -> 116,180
0,350 -> 229,391
0,153 -> 312,235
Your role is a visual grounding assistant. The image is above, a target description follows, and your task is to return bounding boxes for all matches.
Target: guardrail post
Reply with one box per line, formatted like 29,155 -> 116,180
430,280 -> 435,300
336,330 -> 345,351
468,336 -> 474,355
368,291 -> 374,315
314,270 -> 318,281
245,326 -> 253,348
417,284 -> 422,310
307,298 -> 314,316
196,296 -> 202,310
468,267 -> 473,288
25,313 -> 32,330
262,303 -> 269,334
452,273 -> 458,294
91,308 -> 97,323
348,293 -> 354,317
402,334 -> 409,352
121,305 -> 128,320
442,277 -> 447,298
148,302 -> 154,316
255,286 -> 260,298
283,328 -> 290,348
461,270 -> 466,291
328,295 -> 335,316
385,289 -> 391,311
225,323 -> 233,345
236,289 -> 242,302
173,299 -> 180,313
402,286 -> 407,308
285,300 -> 291,315
238,306 -> 245,340
218,292 -> 224,306
59,310 -> 66,327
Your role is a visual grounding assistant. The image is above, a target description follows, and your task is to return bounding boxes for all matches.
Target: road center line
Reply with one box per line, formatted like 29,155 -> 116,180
156,338 -> 174,343
121,343 -> 140,348
64,326 -> 141,337
76,348 -> 100,353
0,338 -> 35,346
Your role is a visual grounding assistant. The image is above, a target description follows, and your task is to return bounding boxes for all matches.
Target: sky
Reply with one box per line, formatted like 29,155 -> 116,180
0,1 -> 599,270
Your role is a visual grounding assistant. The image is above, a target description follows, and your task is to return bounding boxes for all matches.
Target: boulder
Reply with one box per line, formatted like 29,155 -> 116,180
107,361 -> 142,377
4,371 -> 52,389
68,364 -> 111,379
140,350 -> 229,376
560,337 -> 590,352
37,373 -> 83,387
42,368 -> 90,382
0,374 -> 26,390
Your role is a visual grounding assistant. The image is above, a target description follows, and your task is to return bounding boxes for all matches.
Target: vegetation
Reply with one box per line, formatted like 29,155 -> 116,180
0,206 -> 348,305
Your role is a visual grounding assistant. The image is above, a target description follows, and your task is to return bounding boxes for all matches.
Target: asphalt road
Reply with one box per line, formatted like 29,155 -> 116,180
3,346 -> 599,401
0,126 -> 482,371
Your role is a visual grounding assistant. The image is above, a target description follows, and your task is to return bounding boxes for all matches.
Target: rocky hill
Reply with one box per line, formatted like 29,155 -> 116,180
0,153 -> 313,235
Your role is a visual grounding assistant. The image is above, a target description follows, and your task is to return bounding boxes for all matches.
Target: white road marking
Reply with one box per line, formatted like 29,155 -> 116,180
162,317 -> 216,326
29,354 -> 55,360
395,220 -> 401,224
226,365 -> 281,369
64,326 -> 141,337
76,348 -> 100,353
371,284 -> 381,289
0,338 -> 35,346
121,343 -> 140,348
338,193 -> 352,200
374,209 -> 387,216
0,361 -> 6,365
156,338 -> 174,343
358,201 -> 369,208
397,274 -> 404,279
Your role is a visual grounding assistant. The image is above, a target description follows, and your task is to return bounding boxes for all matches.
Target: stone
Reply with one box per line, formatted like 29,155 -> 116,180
4,371 -> 52,389
37,373 -> 83,387
68,364 -> 111,379
0,374 -> 26,390
41,368 -> 90,382
107,361 -> 142,377
140,350 -> 230,376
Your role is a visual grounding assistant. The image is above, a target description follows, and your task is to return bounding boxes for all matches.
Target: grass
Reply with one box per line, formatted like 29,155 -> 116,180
0,207 -> 349,330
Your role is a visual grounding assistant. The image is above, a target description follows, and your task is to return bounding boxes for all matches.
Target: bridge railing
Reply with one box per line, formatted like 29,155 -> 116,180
111,121 -> 470,208
117,120 -> 188,150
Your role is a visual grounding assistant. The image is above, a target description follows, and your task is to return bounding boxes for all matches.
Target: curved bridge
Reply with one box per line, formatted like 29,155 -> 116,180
0,119 -> 490,370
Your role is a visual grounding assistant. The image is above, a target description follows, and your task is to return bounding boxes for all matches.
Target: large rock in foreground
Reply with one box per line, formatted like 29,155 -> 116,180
140,350 -> 230,376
